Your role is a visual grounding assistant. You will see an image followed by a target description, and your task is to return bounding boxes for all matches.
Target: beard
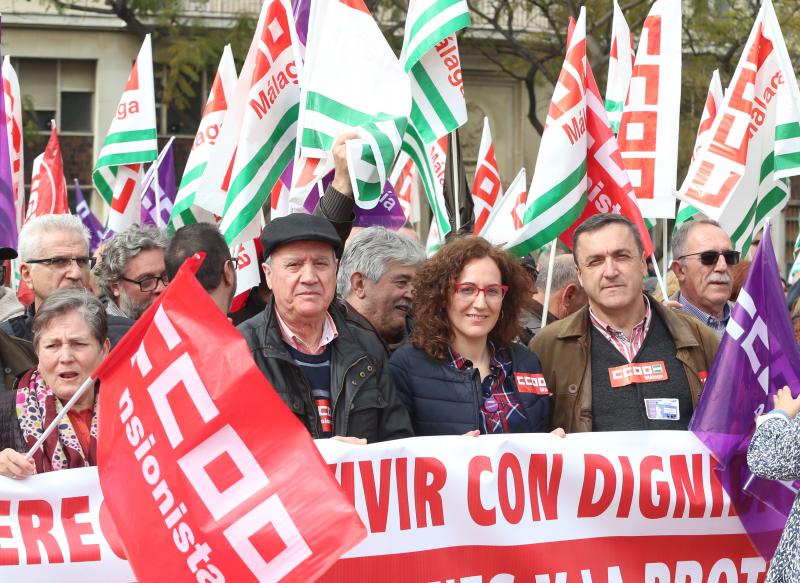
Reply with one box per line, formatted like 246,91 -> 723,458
119,288 -> 151,320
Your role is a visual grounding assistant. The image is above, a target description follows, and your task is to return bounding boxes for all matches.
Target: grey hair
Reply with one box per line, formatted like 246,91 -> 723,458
32,289 -> 108,349
95,226 -> 169,297
18,214 -> 90,262
337,227 -> 425,297
671,218 -> 722,261
535,254 -> 580,292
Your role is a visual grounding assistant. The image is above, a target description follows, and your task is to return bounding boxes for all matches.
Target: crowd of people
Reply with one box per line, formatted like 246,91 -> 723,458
0,153 -> 798,577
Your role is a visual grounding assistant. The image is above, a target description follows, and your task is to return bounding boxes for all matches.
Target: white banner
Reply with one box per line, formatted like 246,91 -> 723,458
0,432 -> 772,582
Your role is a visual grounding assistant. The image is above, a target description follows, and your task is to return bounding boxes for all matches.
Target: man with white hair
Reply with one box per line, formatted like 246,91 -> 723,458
337,227 -> 425,354
94,226 -> 169,320
670,219 -> 737,338
0,214 -> 132,345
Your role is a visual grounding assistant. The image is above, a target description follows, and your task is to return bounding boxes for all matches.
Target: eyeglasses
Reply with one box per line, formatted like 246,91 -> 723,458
228,257 -> 239,271
27,256 -> 96,270
120,273 -> 170,292
677,250 -> 740,267
453,283 -> 509,301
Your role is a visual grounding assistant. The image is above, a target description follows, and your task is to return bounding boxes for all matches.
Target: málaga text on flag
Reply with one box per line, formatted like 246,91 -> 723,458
169,45 -> 237,234
298,0 -> 411,210
604,0 -> 634,134
220,0 -> 302,245
92,34 -> 158,234
94,254 -> 367,582
616,0 -> 681,219
471,117 -> 503,235
690,225 -> 798,559
674,69 -> 724,232
26,122 -> 69,222
400,0 -> 470,144
480,167 -> 527,246
3,56 -> 23,231
140,137 -> 177,228
676,0 -> 800,253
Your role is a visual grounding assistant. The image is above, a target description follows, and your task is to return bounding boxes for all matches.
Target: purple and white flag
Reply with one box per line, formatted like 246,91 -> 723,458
0,17 -> 17,250
141,138 -> 176,228
73,180 -> 108,253
292,0 -> 310,55
690,225 -> 799,558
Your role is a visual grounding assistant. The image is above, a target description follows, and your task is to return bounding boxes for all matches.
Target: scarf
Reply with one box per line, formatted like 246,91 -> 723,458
15,368 -> 97,473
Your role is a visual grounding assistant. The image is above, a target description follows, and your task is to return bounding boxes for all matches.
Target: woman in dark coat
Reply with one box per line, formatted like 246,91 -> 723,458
390,236 -> 563,437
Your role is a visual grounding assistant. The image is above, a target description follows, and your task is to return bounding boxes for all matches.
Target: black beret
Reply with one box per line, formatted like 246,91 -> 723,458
0,247 -> 17,261
261,213 -> 342,258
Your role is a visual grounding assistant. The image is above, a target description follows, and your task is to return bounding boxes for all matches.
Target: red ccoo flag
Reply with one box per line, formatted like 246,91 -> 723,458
25,121 -> 69,223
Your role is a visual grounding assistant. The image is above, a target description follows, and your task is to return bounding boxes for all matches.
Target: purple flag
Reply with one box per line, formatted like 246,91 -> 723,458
73,180 -> 108,253
0,17 -> 17,250
353,182 -> 407,230
141,139 -> 176,228
292,0 -> 310,50
690,225 -> 799,558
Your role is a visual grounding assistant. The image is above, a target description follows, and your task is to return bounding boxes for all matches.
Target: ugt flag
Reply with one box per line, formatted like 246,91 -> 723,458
95,254 -> 367,582
74,179 -> 108,253
93,34 -> 158,234
690,225 -> 799,559
677,0 -> 800,253
26,122 -> 69,223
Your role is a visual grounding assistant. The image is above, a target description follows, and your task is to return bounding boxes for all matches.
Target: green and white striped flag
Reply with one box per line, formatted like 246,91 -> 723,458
220,0 -> 302,245
674,70 -> 723,234
169,46 -> 237,234
93,35 -> 157,233
604,0 -> 633,135
505,10 -> 588,256
401,0 -> 470,143
677,0 -> 800,253
401,129 -> 450,238
298,0 -> 411,210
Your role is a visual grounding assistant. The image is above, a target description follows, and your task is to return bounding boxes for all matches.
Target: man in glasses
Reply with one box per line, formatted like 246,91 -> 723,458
671,219 -> 737,337
165,223 -> 238,314
95,226 -> 169,320
531,214 -> 719,434
0,214 -> 133,346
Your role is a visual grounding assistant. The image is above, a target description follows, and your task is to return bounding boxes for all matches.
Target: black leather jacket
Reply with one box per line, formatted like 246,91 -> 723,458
237,298 -> 414,442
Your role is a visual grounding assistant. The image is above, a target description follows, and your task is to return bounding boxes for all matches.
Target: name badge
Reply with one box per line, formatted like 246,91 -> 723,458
645,398 -> 680,421
514,373 -> 551,395
608,361 -> 669,388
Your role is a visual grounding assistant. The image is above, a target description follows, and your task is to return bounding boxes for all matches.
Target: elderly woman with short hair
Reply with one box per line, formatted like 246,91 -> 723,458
390,237 -> 564,437
0,289 -> 109,478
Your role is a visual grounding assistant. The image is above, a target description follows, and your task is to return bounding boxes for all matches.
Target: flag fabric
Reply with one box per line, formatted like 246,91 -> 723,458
400,0 -> 470,144
141,138 -> 177,228
507,13 -> 654,258
790,251 -> 800,284
471,117 -> 503,235
93,35 -> 158,234
677,0 -> 800,254
292,0 -> 311,57
353,181 -> 407,229
298,0 -> 411,210
616,0 -> 681,219
674,69 -> 724,232
0,21 -> 16,251
221,0 -> 302,245
425,220 -> 444,257
479,167 -> 527,245
95,254 -> 367,583
3,56 -> 23,231
169,46 -> 237,235
504,11 -> 588,256
73,180 -> 108,253
401,128 -> 450,237
690,226 -> 796,558
604,0 -> 634,134
26,122 -> 69,222
390,150 -> 420,224
443,127 -> 473,232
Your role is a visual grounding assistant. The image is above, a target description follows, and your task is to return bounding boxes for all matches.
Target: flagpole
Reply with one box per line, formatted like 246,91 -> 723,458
541,241 -> 558,328
650,255 -> 669,301
154,150 -> 162,228
451,130 -> 460,232
662,218 -> 669,276
24,375 -> 95,461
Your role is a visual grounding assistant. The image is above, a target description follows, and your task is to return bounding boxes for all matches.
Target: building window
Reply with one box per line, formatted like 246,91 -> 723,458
15,58 -> 95,134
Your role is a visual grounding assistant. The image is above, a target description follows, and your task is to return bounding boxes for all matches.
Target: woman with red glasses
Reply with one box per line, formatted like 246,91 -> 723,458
389,236 -> 563,437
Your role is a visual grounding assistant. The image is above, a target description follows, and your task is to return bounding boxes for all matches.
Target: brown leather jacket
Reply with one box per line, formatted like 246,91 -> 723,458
529,296 -> 720,433
0,330 -> 36,392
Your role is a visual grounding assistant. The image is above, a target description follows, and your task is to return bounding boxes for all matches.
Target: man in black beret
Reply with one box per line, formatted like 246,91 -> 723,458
236,213 -> 413,443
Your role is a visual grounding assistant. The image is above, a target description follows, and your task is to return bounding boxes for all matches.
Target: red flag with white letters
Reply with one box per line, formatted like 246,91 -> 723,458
25,122 -> 69,223
95,254 -> 366,583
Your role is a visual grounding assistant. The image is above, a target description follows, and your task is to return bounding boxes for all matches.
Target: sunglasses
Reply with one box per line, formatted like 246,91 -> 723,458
678,250 -> 740,266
